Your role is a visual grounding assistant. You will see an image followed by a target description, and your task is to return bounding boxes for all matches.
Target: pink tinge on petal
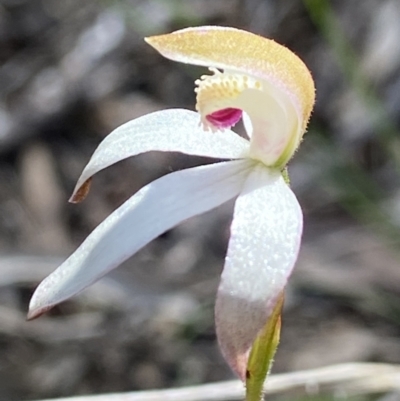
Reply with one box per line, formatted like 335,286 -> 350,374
215,292 -> 282,381
206,108 -> 242,129
215,166 -> 303,381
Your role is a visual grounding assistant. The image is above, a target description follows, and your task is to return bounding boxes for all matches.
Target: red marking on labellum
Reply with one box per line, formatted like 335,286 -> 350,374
206,108 -> 242,129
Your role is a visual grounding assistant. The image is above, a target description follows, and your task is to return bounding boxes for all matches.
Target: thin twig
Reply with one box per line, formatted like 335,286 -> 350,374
33,363 -> 400,401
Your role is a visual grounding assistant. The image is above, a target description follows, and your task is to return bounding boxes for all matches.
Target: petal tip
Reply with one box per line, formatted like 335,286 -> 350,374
69,178 -> 92,203
26,305 -> 53,321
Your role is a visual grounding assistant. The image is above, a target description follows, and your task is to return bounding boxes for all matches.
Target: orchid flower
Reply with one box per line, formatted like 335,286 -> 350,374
28,26 -> 315,381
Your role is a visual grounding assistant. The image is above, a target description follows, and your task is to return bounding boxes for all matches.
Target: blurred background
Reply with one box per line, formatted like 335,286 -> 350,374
0,0 -> 400,400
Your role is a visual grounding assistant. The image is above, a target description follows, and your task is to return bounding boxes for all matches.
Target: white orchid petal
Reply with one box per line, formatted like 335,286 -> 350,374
28,160 -> 253,319
215,164 -> 302,379
73,109 -> 249,197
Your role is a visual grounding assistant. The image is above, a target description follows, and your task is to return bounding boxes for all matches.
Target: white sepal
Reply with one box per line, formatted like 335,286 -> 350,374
72,109 -> 249,197
215,164 -> 302,379
29,160 -> 253,319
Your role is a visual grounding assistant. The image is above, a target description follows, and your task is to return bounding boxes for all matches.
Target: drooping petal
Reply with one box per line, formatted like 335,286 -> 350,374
146,27 -> 315,167
71,108 -> 250,200
215,164 -> 302,380
28,159 -> 253,320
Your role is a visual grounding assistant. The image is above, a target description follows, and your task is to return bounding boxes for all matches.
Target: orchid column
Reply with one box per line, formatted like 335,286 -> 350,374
28,26 -> 315,400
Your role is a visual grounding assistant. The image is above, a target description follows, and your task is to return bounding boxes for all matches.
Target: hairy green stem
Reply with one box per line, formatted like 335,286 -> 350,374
245,294 -> 284,401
